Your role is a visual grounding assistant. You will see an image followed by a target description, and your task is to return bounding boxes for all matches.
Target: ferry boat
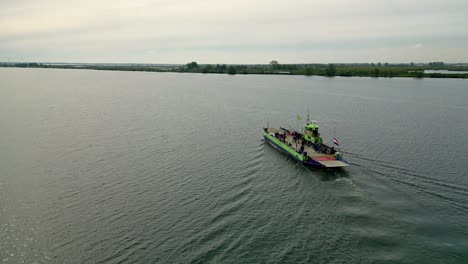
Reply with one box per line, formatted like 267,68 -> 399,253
263,120 -> 350,168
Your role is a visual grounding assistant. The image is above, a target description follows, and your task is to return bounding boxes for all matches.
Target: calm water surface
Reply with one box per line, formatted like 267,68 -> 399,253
1,68 -> 468,263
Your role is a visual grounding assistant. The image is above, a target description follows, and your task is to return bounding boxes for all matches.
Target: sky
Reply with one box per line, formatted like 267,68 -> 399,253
1,0 -> 467,64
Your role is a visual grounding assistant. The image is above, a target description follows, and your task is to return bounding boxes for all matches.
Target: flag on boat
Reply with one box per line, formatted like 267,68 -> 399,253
297,114 -> 302,121
333,137 -> 340,146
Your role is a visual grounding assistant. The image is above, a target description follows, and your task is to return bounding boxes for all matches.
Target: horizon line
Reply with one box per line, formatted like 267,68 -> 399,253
1,61 -> 467,65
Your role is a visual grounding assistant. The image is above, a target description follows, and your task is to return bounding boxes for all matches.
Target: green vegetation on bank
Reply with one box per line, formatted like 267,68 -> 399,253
1,61 -> 468,79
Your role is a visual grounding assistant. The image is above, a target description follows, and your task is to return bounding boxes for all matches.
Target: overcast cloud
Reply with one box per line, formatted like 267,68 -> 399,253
1,0 -> 467,63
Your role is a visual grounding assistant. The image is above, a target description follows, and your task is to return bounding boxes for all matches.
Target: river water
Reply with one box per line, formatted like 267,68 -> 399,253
1,68 -> 467,263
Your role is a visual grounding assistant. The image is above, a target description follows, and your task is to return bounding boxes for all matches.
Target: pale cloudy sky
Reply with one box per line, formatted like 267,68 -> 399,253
1,0 -> 467,63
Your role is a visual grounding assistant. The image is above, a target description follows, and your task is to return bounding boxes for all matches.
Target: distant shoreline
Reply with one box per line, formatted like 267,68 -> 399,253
2,62 -> 468,79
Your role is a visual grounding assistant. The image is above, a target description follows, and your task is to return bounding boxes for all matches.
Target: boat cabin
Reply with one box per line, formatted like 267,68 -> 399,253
303,120 -> 322,144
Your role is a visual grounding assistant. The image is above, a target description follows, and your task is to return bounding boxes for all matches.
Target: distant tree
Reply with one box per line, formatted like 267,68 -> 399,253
227,66 -> 237,75
270,60 -> 279,65
305,68 -> 313,76
202,65 -> 212,73
377,62 -> 382,67
271,62 -> 281,70
371,63 -> 375,67
373,68 -> 380,77
236,65 -> 248,74
214,64 -> 227,73
384,62 -> 389,66
221,64 -> 227,72
187,61 -> 199,69
325,64 -> 336,76
410,62 -> 415,67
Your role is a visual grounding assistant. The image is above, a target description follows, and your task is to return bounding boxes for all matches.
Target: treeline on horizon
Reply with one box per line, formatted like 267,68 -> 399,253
1,61 -> 468,79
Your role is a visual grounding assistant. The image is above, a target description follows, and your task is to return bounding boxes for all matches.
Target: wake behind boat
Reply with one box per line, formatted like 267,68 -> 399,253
263,119 -> 349,168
